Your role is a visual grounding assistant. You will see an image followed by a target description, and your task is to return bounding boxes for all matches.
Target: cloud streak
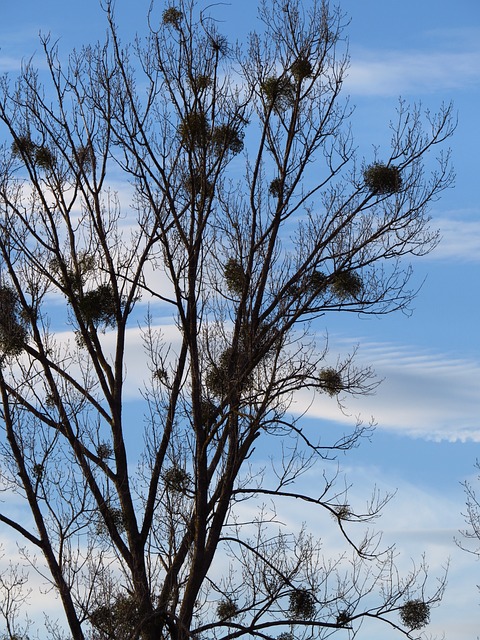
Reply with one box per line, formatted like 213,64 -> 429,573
298,337 -> 480,442
346,46 -> 480,97
431,214 -> 480,262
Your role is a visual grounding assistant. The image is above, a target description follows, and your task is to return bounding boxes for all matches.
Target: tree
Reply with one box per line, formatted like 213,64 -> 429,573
459,462 -> 480,560
0,0 -> 453,638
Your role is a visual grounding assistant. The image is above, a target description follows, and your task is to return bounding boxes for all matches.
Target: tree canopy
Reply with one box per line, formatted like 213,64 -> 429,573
0,1 -> 453,639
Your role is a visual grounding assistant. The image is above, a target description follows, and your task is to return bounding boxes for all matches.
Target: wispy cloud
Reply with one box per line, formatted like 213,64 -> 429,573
346,46 -> 480,97
298,337 -> 480,442
110,323 -> 480,444
0,55 -> 24,73
431,214 -> 480,262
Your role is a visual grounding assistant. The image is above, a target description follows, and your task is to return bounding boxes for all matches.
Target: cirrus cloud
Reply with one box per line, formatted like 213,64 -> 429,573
296,337 -> 480,442
346,46 -> 480,96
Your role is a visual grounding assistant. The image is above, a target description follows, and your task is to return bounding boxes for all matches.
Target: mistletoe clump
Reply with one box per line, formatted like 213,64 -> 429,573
291,56 -> 313,81
96,505 -> 125,536
178,111 -> 209,149
205,347 -> 240,397
32,463 -> 45,479
364,162 -> 402,195
49,252 -> 96,293
11,136 -> 56,169
210,34 -> 229,56
261,76 -> 295,112
319,367 -> 343,397
330,271 -> 362,300
183,170 -> 214,201
78,284 -> 118,327
162,6 -> 183,29
34,146 -> 56,170
89,594 -> 139,639
11,135 -> 36,159
96,442 -> 113,460
399,599 -> 430,630
74,145 -> 95,172
216,598 -> 238,620
163,465 -> 192,493
305,270 -> 328,296
0,285 -> 28,357
269,177 -> 283,198
189,74 -> 213,91
289,588 -> 316,620
200,398 -> 218,427
336,610 -> 351,626
205,321 -> 279,398
211,124 -> 244,155
224,258 -> 247,295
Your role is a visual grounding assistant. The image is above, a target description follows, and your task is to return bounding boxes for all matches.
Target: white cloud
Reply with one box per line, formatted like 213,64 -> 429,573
297,337 -> 480,442
431,214 -> 480,262
346,47 -> 480,96
0,56 -> 24,73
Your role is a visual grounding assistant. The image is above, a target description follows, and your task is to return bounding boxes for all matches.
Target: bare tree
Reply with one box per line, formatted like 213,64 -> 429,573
0,0 -> 453,639
460,462 -> 480,559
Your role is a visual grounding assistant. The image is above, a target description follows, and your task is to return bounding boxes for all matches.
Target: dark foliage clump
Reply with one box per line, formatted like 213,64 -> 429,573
45,393 -> 57,408
50,253 -> 96,293
200,398 -> 218,427
11,135 -> 36,159
211,124 -> 244,155
319,367 -> 342,397
210,34 -> 229,56
153,367 -> 169,384
364,162 -> 402,195
216,598 -> 238,620
32,463 -> 44,479
96,505 -> 125,536
183,170 -> 214,201
162,6 -> 183,29
34,146 -> 56,170
78,284 -> 118,327
399,599 -> 430,630
89,594 -> 139,639
205,320 -> 281,398
205,346 -> 243,398
291,56 -> 313,81
305,270 -> 328,295
11,137 -> 56,170
224,258 -> 246,295
330,271 -> 362,300
269,177 -> 283,198
336,610 -> 350,626
163,465 -> 192,493
0,285 -> 28,357
289,588 -> 316,620
178,112 -> 209,149
96,442 -> 113,460
189,74 -> 213,91
261,76 -> 295,112
108,506 -> 125,532
74,145 -> 95,172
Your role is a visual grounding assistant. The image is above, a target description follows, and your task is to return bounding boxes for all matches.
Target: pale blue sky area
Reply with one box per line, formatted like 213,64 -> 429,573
1,1 -> 480,638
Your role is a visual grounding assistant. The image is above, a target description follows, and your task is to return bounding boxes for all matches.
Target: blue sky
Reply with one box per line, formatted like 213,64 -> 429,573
1,0 -> 479,638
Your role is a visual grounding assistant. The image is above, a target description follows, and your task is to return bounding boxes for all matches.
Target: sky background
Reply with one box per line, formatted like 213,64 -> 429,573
1,0 -> 480,638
